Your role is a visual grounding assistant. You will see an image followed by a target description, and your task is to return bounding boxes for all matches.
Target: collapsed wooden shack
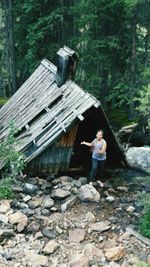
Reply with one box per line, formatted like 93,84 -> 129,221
0,46 -> 125,177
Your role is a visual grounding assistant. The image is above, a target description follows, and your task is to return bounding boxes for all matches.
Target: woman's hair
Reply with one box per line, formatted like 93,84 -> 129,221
97,129 -> 104,135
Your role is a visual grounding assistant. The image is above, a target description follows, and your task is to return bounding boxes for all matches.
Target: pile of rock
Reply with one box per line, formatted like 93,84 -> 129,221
0,174 -> 149,267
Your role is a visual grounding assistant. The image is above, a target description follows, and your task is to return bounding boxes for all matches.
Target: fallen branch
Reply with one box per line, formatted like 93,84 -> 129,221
126,226 -> 150,247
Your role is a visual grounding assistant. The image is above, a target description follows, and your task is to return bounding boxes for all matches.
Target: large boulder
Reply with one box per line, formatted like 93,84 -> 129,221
126,147 -> 150,172
79,184 -> 100,203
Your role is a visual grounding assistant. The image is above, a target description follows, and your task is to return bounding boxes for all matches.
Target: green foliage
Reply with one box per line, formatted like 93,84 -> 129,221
0,177 -> 14,199
0,0 -> 150,123
0,121 -> 26,179
137,262 -> 150,267
136,85 -> 150,129
0,97 -> 8,106
138,194 -> 150,238
105,108 -> 136,128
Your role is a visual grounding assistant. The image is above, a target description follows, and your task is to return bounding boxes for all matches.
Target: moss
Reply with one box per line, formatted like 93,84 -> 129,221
105,108 -> 137,129
0,97 -> 8,106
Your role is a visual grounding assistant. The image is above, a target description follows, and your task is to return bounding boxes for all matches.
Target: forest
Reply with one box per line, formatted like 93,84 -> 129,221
0,1 -> 150,267
0,0 -> 150,126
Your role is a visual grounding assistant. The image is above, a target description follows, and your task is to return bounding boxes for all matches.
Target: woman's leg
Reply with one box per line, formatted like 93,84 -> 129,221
95,160 -> 106,186
89,158 -> 98,182
97,160 -> 106,180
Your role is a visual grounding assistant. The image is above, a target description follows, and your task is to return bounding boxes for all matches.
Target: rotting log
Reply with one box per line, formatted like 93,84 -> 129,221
126,226 -> 150,247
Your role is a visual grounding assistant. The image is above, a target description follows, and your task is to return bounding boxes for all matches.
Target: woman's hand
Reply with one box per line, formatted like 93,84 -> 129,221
81,141 -> 85,145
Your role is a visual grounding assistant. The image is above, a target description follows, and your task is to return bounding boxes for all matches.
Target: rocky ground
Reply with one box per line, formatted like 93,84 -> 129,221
0,168 -> 149,267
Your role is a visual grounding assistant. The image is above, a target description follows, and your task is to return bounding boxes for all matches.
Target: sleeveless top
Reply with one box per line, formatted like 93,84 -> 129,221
92,138 -> 106,161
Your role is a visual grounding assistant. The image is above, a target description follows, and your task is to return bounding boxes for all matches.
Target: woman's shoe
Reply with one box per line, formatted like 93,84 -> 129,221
97,180 -> 104,187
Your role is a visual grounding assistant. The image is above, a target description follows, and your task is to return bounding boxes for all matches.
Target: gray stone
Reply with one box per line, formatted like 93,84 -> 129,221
8,211 -> 28,232
105,246 -> 126,261
84,212 -> 96,224
52,176 -> 73,185
0,200 -> 11,213
71,187 -> 79,195
0,228 -> 14,240
25,250 -> 49,267
43,240 -> 60,254
24,208 -> 35,216
62,184 -> 72,191
41,209 -> 50,216
70,255 -> 89,267
89,221 -> 111,233
106,196 -> 115,202
16,202 -> 29,209
41,182 -> 53,190
51,206 -> 58,212
0,214 -> 8,224
117,186 -> 128,192
42,228 -> 56,239
51,188 -> 71,199
28,177 -> 39,184
61,195 -> 78,212
3,252 -> 13,260
79,184 -> 100,203
84,243 -> 104,258
147,254 -> 150,264
126,206 -> 135,212
55,225 -> 63,234
28,199 -> 43,209
42,198 -> 54,208
69,228 -> 85,243
27,222 -> 40,233
126,147 -> 150,172
23,183 -> 39,195
72,180 -> 81,188
78,177 -> 88,185
23,195 -> 32,202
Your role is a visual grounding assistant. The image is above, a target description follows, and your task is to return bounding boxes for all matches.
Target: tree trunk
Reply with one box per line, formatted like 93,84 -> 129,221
128,7 -> 137,120
2,0 -> 17,96
144,27 -> 150,67
100,69 -> 109,104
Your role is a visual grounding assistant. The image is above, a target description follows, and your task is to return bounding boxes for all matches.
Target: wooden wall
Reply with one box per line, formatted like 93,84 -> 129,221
27,125 -> 78,176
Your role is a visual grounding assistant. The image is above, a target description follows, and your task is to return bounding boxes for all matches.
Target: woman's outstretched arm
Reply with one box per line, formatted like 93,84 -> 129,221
81,141 -> 92,147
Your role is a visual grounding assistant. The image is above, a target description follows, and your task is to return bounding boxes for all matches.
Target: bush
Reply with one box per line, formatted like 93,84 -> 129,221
0,177 -> 14,199
138,194 -> 150,238
0,121 -> 26,180
136,85 -> 150,130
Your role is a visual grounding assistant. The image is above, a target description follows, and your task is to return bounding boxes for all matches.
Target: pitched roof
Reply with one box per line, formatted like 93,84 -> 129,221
0,59 -> 100,162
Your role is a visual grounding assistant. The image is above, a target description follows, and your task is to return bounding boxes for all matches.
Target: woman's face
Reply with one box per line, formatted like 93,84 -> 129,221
96,131 -> 103,140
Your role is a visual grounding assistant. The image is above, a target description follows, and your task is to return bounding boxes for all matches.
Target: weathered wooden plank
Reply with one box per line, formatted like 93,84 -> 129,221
0,65 -> 47,120
0,72 -> 53,135
0,64 -> 43,114
35,91 -> 87,146
34,95 -> 92,149
0,77 -> 58,138
15,90 -> 93,153
27,83 -> 81,132
28,145 -> 73,175
14,80 -> 57,124
41,59 -> 57,74
1,70 -> 54,123
15,93 -> 79,151
14,79 -> 74,132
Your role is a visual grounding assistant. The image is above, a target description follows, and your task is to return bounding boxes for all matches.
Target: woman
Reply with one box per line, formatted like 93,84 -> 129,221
81,129 -> 107,186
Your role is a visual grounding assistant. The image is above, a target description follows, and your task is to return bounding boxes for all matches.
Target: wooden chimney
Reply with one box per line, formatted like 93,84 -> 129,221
56,46 -> 78,87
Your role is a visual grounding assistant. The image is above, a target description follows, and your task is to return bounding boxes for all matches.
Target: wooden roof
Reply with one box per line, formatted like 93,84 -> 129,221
0,59 -> 100,162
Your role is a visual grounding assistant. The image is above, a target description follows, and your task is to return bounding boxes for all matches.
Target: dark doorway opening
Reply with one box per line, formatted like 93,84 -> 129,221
69,107 -> 124,176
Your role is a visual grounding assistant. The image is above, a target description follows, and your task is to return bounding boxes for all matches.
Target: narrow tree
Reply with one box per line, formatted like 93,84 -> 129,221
1,0 -> 17,95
